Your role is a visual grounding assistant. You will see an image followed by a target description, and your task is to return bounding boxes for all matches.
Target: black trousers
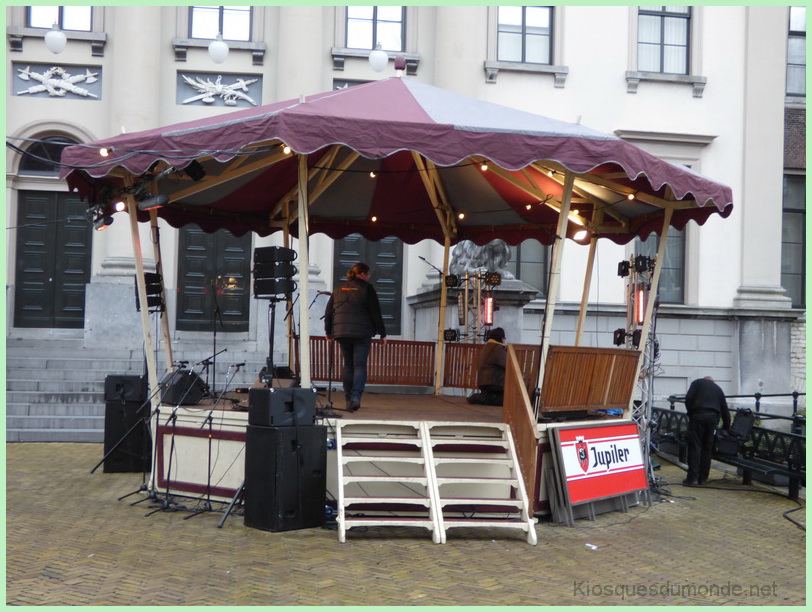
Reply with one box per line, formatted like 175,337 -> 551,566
686,409 -> 719,482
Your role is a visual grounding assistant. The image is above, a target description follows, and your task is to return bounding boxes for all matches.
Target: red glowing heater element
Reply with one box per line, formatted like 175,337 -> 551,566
483,296 -> 494,326
636,286 -> 646,324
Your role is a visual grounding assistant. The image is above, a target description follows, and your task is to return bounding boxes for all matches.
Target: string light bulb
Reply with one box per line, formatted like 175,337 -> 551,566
458,212 -> 465,220
627,193 -> 635,200
282,144 -> 291,154
99,147 -> 110,157
113,200 -> 126,212
369,171 -> 376,178
371,216 -> 378,222
525,204 -> 532,210
480,162 -> 489,172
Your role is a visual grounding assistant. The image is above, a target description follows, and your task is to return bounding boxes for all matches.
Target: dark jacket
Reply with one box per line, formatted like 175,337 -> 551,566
324,277 -> 386,340
685,377 -> 731,429
477,340 -> 506,389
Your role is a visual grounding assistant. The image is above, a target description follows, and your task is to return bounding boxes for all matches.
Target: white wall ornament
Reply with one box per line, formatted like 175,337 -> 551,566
16,65 -> 101,99
179,74 -> 260,107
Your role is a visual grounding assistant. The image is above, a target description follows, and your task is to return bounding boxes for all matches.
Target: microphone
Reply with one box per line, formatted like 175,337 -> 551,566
232,362 -> 246,368
317,290 -> 332,295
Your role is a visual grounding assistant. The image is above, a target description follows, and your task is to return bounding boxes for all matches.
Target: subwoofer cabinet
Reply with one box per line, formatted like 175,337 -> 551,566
103,375 -> 151,473
248,387 -> 316,427
244,425 -> 327,532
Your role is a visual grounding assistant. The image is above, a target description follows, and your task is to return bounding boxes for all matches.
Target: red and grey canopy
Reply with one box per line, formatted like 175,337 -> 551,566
62,76 -> 733,245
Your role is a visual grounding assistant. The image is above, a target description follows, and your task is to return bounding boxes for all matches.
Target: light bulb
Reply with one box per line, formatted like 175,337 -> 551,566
208,33 -> 229,64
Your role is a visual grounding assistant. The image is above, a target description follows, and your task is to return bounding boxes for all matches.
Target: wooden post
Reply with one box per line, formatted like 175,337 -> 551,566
297,155 -> 311,388
534,171 -> 575,403
148,209 -> 173,370
128,195 -> 160,409
630,207 -> 673,409
575,236 -> 598,346
433,233 -> 451,395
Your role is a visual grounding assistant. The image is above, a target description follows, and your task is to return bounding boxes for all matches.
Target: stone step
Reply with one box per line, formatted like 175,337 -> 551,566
7,415 -> 103,431
6,391 -> 103,404
6,403 -> 105,417
6,358 -> 144,372
6,429 -> 105,443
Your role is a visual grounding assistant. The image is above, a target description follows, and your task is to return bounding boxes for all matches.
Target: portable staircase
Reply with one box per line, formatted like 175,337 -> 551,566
335,420 -> 537,545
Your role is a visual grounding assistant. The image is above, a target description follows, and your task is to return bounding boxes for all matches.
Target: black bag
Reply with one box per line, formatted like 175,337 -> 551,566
713,409 -> 754,457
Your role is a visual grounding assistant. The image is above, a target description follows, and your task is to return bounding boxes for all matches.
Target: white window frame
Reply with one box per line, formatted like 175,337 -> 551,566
614,129 -> 718,305
7,5 -> 106,55
331,6 -> 420,75
626,6 -> 707,98
172,6 -> 266,64
484,5 -> 567,86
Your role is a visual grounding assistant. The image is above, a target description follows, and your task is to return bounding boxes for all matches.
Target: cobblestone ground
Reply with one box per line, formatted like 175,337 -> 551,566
6,443 -> 805,606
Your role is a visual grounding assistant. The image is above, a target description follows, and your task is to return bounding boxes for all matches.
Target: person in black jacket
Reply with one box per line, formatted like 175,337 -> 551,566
683,376 -> 731,486
324,263 -> 387,411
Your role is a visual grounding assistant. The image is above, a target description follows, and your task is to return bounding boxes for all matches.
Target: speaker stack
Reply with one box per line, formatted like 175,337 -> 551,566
244,388 -> 326,532
103,375 -> 151,473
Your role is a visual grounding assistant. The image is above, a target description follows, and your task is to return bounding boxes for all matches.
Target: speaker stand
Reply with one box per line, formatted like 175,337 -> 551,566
217,480 -> 245,529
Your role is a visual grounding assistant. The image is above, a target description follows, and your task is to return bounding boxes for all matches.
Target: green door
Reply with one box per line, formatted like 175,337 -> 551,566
176,227 -> 251,332
14,191 -> 92,328
333,234 -> 403,335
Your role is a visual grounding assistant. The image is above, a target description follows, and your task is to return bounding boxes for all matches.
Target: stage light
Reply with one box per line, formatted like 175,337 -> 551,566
183,160 -> 206,181
613,328 -> 626,346
137,194 -> 168,211
113,200 -> 127,212
617,260 -> 630,277
483,295 -> 494,326
636,285 -> 646,324
635,254 -> 651,273
632,329 -> 642,348
443,329 -> 458,342
574,229 -> 589,242
94,215 -> 113,231
44,22 -> 67,54
444,274 -> 460,288
369,42 -> 388,72
485,272 -> 501,286
208,32 -> 229,64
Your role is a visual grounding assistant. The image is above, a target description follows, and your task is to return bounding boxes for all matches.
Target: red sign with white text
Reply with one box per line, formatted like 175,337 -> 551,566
553,422 -> 647,505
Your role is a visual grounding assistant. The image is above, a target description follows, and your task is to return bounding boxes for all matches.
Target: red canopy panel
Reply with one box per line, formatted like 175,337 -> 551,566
61,77 -> 733,245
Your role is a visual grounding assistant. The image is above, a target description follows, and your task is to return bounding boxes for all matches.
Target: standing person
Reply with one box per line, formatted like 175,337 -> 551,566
683,376 -> 731,486
475,327 -> 507,406
324,263 -> 387,412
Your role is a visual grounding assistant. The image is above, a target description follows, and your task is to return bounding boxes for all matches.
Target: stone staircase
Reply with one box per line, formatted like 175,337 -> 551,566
6,338 -> 271,442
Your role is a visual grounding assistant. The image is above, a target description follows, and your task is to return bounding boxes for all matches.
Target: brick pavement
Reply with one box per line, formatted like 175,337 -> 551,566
6,443 -> 805,606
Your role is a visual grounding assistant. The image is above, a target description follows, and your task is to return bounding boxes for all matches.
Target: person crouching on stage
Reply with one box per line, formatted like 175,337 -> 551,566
324,262 -> 387,412
475,327 -> 507,406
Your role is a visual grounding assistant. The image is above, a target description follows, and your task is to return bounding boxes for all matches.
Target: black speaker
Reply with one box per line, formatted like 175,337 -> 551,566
104,375 -> 147,403
244,425 -> 327,532
103,375 -> 151,473
248,387 -> 316,427
159,370 -> 207,405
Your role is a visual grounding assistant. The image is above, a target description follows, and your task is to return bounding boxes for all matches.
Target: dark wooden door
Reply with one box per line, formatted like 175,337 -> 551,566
333,234 -> 403,335
176,227 -> 251,332
14,191 -> 91,328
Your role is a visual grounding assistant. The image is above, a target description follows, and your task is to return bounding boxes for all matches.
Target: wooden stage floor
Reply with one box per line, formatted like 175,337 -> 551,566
210,387 -> 504,424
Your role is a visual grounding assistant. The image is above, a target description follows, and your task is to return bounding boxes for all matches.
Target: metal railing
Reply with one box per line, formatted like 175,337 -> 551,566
667,391 -> 806,434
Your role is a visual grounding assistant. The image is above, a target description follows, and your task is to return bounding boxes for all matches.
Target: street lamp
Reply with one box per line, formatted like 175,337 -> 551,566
44,22 -> 67,54
368,42 -> 388,72
208,33 -> 229,64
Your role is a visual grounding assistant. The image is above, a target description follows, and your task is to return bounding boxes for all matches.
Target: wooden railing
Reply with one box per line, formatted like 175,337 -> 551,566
503,345 -> 540,508
307,337 -> 435,386
539,346 -> 639,413
443,342 -> 541,390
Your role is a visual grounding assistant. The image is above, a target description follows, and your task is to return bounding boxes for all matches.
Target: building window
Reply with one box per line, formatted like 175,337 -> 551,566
637,6 -> 691,74
27,6 -> 92,31
18,137 -> 76,176
504,239 -> 548,295
636,230 -> 685,304
787,6 -> 806,97
190,6 -> 251,41
346,5 -> 405,52
782,174 -> 806,308
497,6 -> 553,64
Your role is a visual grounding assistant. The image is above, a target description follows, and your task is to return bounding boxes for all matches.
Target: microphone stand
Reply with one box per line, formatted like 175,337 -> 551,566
185,363 -> 244,520
211,279 -> 225,396
418,255 -> 444,277
145,364 -> 205,517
